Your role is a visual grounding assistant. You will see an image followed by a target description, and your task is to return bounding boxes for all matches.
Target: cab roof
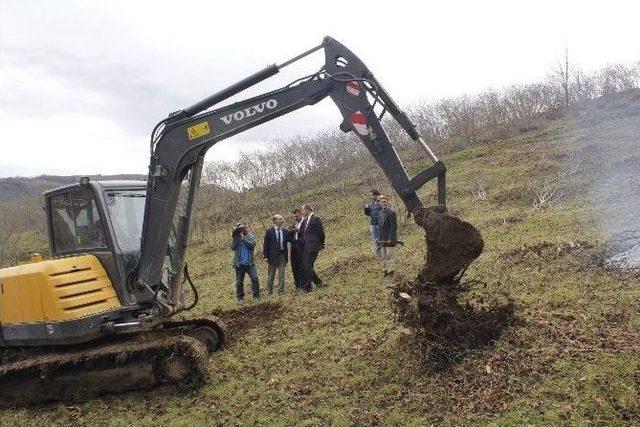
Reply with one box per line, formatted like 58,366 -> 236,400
43,179 -> 147,197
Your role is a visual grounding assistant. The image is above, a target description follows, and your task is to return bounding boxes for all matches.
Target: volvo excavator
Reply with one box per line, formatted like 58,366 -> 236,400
0,37 -> 482,406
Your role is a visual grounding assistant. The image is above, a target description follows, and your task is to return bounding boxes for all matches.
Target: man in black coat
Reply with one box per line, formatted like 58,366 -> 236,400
288,208 -> 305,290
263,214 -> 290,295
300,203 -> 325,291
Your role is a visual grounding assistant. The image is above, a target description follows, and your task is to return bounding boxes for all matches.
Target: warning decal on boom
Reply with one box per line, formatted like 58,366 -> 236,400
187,121 -> 211,140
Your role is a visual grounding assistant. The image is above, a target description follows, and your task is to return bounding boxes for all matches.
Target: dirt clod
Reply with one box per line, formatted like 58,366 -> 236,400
391,279 -> 515,371
413,207 -> 484,283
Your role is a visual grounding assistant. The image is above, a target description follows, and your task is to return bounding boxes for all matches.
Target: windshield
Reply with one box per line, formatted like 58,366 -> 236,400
49,187 -> 107,255
105,190 -> 146,252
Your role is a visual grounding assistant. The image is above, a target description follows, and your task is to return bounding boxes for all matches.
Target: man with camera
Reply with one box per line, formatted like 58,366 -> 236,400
230,221 -> 260,302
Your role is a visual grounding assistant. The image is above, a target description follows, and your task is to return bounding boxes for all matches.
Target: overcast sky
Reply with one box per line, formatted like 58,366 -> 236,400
1,0 -> 639,177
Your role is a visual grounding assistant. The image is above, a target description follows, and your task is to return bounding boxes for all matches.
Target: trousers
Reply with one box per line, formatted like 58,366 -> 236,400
370,224 -> 382,259
266,253 -> 287,294
234,264 -> 260,300
302,249 -> 321,291
381,245 -> 395,272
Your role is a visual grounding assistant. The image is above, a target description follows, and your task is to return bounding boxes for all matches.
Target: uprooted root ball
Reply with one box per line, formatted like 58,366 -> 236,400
391,279 -> 515,371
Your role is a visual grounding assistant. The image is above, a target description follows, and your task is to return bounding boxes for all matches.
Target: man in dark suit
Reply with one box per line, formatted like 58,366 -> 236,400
263,214 -> 290,295
300,203 -> 325,291
288,208 -> 305,290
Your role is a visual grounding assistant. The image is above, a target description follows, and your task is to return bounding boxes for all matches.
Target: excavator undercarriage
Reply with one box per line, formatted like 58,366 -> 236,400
0,317 -> 225,407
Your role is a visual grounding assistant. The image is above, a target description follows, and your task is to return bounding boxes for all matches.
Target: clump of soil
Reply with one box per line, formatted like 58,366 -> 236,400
413,207 -> 484,283
390,207 -> 513,370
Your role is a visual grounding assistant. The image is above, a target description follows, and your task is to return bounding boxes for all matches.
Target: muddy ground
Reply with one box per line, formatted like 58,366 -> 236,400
212,301 -> 283,343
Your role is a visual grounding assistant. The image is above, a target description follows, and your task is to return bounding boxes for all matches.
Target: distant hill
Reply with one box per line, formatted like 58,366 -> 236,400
0,174 -> 147,199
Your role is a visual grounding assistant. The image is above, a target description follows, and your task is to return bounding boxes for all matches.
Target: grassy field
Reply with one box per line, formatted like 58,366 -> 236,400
1,99 -> 639,426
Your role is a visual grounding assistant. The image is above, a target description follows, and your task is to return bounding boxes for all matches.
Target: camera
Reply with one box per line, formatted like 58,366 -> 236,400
232,223 -> 246,238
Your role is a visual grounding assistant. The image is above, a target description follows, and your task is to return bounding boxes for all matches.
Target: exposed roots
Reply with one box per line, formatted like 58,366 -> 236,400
391,279 -> 515,371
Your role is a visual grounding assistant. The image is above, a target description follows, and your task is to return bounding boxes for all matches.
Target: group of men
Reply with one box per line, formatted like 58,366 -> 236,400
229,190 -> 398,303
364,189 -> 398,276
230,203 -> 325,302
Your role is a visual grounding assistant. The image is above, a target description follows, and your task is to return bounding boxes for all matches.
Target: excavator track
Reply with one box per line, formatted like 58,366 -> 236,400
0,315 -> 226,408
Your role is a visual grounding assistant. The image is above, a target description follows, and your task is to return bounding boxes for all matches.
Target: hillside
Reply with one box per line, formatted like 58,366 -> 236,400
1,98 -> 640,425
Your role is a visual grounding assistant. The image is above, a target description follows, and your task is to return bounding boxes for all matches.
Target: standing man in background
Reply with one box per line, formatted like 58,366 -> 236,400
364,189 -> 382,259
230,221 -> 260,303
300,203 -> 325,291
378,196 -> 398,277
263,214 -> 289,295
289,208 -> 305,290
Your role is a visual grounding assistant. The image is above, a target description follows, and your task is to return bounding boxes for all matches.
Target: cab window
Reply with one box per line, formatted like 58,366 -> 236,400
49,188 -> 107,254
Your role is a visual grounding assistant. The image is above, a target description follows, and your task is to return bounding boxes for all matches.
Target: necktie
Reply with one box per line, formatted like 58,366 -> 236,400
277,228 -> 282,250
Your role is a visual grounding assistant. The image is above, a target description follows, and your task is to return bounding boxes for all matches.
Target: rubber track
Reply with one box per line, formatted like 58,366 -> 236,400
0,316 -> 227,408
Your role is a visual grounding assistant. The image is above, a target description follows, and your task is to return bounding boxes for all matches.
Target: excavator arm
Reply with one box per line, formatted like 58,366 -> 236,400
134,37 -> 446,313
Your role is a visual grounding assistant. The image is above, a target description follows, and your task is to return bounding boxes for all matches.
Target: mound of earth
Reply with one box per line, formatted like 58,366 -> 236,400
390,208 -> 513,370
391,279 -> 515,370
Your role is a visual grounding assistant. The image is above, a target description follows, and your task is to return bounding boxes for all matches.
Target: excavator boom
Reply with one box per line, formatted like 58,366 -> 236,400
135,37 -> 449,313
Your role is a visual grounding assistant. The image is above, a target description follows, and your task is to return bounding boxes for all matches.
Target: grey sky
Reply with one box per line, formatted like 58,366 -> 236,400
1,0 -> 639,177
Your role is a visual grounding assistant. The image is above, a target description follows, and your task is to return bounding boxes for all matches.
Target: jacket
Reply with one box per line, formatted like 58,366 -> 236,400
263,226 -> 290,265
378,208 -> 397,246
230,233 -> 257,267
364,200 -> 382,225
302,213 -> 325,253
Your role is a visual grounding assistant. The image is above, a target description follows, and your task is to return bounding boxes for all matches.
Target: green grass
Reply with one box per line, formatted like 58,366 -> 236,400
2,103 -> 640,426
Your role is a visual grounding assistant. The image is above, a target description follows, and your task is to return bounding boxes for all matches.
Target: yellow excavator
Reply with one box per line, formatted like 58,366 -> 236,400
0,37 -> 482,406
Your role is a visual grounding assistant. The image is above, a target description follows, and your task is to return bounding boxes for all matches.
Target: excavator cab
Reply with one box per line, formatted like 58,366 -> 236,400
44,180 -> 148,307
1,181 -> 223,407
0,181 -> 144,347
